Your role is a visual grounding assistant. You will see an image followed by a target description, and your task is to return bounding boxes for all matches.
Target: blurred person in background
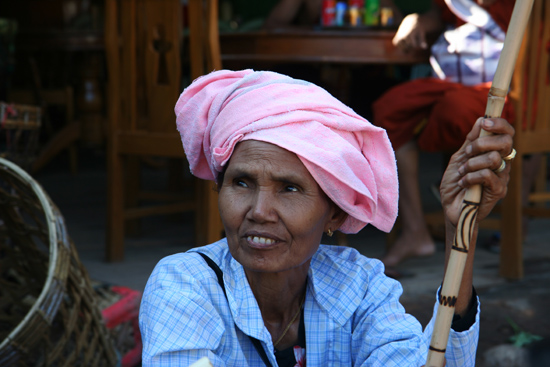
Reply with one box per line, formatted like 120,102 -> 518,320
372,0 -> 523,278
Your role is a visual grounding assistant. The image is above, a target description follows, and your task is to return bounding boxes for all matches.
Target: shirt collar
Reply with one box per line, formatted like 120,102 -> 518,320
218,242 -> 367,339
308,245 -> 368,326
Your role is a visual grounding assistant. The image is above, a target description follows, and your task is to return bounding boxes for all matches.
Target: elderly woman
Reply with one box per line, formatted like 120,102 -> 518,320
139,69 -> 514,366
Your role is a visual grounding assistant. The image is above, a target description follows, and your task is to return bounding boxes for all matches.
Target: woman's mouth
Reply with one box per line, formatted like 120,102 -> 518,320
246,235 -> 277,248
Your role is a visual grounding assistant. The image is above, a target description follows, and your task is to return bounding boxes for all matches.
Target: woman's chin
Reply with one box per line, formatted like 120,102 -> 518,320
235,248 -> 289,274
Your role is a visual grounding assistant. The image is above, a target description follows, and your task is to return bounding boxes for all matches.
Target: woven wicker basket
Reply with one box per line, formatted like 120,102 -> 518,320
0,102 -> 41,171
0,157 -> 118,366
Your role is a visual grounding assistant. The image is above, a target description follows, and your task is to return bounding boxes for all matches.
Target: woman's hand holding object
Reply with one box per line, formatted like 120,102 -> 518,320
439,117 -> 515,227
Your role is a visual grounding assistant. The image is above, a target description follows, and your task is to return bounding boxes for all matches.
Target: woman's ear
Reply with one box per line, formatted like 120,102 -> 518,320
327,206 -> 348,233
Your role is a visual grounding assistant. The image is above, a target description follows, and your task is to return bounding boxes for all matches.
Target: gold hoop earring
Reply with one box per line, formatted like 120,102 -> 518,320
327,228 -> 333,237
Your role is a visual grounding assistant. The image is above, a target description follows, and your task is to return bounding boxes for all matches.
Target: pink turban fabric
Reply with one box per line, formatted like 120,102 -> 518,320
175,69 -> 398,234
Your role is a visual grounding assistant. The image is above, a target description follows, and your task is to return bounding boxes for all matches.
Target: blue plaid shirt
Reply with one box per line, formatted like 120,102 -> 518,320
139,239 -> 479,366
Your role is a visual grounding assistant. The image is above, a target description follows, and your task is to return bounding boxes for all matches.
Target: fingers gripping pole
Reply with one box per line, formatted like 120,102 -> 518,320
425,1 -> 535,366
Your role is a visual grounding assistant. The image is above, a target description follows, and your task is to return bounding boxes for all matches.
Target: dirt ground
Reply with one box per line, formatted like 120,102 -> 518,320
401,256 -> 550,366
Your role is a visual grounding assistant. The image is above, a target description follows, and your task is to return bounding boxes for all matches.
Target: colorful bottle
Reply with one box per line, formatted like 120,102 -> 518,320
348,0 -> 362,27
381,7 -> 394,27
335,2 -> 347,26
364,0 -> 379,26
322,0 -> 337,26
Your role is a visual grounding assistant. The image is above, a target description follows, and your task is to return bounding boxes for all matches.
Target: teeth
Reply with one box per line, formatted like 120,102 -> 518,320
247,236 -> 275,245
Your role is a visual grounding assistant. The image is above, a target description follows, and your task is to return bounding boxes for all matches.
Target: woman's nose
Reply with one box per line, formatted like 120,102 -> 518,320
248,189 -> 278,223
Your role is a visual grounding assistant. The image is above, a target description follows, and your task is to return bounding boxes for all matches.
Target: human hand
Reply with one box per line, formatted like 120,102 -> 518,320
392,13 -> 429,51
439,117 -> 515,226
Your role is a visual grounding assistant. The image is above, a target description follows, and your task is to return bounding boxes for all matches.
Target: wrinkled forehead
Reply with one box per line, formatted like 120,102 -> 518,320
218,140 -> 311,183
225,140 -> 308,178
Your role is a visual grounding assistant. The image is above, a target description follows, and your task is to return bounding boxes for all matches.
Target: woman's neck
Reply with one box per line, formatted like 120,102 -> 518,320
246,266 -> 308,316
246,267 -> 308,350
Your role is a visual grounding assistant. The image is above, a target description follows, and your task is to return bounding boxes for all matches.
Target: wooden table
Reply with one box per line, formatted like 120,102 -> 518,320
219,28 -> 430,65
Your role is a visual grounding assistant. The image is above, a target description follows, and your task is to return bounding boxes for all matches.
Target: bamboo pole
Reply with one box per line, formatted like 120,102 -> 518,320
425,1 -> 535,366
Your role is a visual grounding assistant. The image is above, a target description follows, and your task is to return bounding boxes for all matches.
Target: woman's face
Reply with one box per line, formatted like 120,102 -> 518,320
218,140 -> 344,274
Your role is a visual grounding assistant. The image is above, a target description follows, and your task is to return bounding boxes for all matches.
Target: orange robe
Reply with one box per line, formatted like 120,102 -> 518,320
372,0 -> 516,152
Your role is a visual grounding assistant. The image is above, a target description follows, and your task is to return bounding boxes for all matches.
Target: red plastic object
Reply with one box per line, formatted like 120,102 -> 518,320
101,286 -> 142,367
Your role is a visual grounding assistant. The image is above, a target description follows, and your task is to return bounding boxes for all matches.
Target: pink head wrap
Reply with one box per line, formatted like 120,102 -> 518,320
175,69 -> 398,233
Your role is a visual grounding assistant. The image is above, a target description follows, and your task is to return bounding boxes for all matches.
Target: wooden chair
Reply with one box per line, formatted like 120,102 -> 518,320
8,85 -> 79,173
499,0 -> 550,279
188,0 -> 222,80
104,0 -> 224,262
8,57 -> 79,174
186,0 -> 225,250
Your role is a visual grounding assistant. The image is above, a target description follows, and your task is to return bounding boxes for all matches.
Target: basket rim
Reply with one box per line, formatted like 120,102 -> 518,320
0,157 -> 61,351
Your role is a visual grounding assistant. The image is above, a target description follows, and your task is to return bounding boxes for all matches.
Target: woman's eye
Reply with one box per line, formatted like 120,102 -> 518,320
235,180 -> 248,188
284,185 -> 299,192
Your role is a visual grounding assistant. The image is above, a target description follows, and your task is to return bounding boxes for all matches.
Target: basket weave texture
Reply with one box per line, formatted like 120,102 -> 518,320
0,102 -> 41,171
0,158 -> 118,366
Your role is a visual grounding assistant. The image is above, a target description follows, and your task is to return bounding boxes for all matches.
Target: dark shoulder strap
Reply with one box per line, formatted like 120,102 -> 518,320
197,252 -> 274,367
197,252 -> 226,294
